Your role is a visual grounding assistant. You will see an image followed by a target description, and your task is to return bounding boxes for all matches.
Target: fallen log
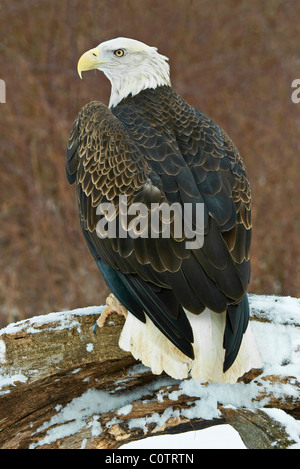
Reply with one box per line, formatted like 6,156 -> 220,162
0,294 -> 299,449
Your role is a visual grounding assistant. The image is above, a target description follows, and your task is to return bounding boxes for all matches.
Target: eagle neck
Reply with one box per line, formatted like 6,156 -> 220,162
115,85 -> 176,110
107,64 -> 171,108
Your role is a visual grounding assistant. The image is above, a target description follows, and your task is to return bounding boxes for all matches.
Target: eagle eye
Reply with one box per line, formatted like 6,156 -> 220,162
114,49 -> 125,57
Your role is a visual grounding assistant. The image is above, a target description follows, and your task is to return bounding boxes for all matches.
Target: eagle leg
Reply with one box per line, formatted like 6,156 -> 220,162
96,293 -> 128,328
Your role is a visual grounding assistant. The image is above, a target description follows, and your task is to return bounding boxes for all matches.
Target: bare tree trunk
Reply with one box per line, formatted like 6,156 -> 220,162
0,295 -> 299,449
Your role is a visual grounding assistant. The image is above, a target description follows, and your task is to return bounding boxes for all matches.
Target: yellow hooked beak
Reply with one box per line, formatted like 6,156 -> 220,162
77,47 -> 103,79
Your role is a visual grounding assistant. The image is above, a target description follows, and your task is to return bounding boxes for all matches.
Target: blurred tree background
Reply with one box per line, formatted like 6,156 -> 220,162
0,0 -> 300,327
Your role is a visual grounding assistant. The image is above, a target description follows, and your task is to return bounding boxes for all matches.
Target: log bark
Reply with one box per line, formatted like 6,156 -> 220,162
0,295 -> 299,450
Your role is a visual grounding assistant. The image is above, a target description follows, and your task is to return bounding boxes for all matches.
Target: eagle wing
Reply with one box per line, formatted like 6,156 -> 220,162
66,90 -> 252,371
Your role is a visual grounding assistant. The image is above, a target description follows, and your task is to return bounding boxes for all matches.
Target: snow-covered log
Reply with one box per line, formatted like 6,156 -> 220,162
0,294 -> 299,449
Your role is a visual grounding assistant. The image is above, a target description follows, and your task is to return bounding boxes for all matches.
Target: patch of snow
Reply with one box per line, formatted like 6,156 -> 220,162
249,294 -> 300,325
87,415 -> 102,437
117,404 -> 133,416
81,438 -> 87,449
0,372 -> 28,393
29,377 -> 173,449
122,424 -> 246,449
251,321 -> 299,377
0,340 -> 6,364
127,363 -> 150,376
0,306 -> 105,337
128,406 -> 180,434
262,408 -> 300,448
86,343 -> 94,352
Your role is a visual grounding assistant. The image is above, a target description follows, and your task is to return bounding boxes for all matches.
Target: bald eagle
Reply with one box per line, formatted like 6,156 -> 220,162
67,38 -> 261,383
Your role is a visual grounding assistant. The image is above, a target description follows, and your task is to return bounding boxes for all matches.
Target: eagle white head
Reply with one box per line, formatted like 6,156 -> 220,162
77,37 -> 171,108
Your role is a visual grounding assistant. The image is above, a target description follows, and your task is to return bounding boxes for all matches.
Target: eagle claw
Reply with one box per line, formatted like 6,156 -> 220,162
92,294 -> 128,335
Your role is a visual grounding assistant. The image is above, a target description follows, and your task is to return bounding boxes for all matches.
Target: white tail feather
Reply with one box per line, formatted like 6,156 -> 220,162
119,309 -> 262,383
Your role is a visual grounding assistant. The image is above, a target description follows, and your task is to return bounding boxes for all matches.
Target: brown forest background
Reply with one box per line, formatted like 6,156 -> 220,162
0,0 -> 300,327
